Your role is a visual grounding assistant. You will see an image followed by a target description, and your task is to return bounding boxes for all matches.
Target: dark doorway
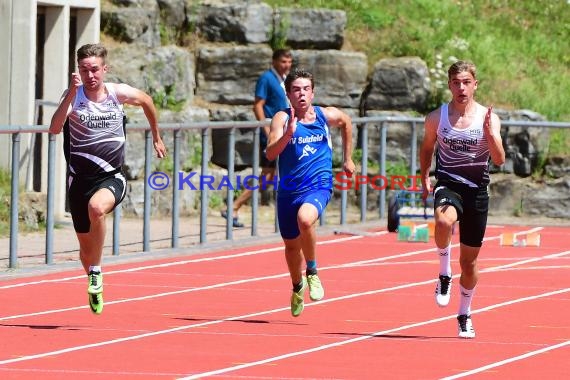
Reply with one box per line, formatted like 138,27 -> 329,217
69,13 -> 77,79
33,9 -> 45,192
65,13 -> 77,212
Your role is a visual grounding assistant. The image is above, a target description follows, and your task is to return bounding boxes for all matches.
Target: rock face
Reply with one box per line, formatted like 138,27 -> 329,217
489,174 -> 570,219
363,57 -> 430,112
103,1 -> 425,117
96,0 -> 567,220
196,46 -> 271,105
197,1 -> 273,44
277,8 -> 347,49
292,49 -> 368,109
106,45 -> 195,107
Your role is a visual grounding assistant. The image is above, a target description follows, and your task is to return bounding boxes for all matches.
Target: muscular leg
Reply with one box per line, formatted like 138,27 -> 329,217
284,237 -> 303,285
434,204 -> 457,249
434,204 -> 457,307
297,203 -> 319,263
457,243 -> 480,327
458,244 -> 480,290
77,188 -> 115,274
456,191 -> 486,337
285,200 -> 324,316
297,202 -> 325,301
283,203 -> 319,284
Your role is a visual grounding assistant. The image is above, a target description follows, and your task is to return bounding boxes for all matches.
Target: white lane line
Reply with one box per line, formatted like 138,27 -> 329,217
0,231 -> 506,321
0,276 -> 434,365
2,224 -> 544,290
0,236 -> 413,321
513,226 -> 544,236
485,251 -> 570,272
177,287 -> 570,380
0,235 -> 366,290
0,228 -> 555,321
441,340 -> 570,379
0,367 -> 187,377
1,247 -> 567,368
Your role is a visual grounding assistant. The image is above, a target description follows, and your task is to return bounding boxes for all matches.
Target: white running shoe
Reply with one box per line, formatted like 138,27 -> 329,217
457,314 -> 476,339
435,275 -> 452,307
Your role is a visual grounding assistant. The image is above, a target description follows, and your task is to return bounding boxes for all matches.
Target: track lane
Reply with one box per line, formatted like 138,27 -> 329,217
2,226 -> 564,373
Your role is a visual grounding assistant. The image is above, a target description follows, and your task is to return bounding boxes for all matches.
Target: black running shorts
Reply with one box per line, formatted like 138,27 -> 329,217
433,181 -> 489,247
68,170 -> 127,233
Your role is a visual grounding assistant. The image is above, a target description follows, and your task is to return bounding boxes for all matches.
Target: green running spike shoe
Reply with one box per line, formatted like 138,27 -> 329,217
290,276 -> 307,317
87,271 -> 104,314
89,292 -> 104,314
307,274 -> 324,301
88,271 -> 103,294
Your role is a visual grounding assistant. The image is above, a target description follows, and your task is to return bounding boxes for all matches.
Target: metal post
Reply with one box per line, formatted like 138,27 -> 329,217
225,128 -> 235,240
200,128 -> 209,243
320,208 -> 326,226
411,121 -> 418,177
171,129 -> 180,248
112,204 -> 121,256
360,125 -> 368,222
9,133 -> 20,269
379,122 -> 387,219
45,133 -> 56,264
251,127 -> 260,236
143,130 -> 152,252
410,121 -> 420,206
340,174 -> 347,225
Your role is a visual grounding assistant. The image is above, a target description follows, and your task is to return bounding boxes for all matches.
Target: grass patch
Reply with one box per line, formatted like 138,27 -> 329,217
263,0 -> 570,122
0,169 -> 49,237
548,129 -> 570,156
0,169 -> 11,236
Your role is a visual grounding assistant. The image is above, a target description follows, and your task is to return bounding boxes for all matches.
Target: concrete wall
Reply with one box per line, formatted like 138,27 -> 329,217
0,0 -> 100,218
0,0 -> 36,169
0,0 -> 13,131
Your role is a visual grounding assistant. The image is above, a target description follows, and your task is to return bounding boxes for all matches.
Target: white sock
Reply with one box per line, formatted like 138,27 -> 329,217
89,265 -> 102,273
458,284 -> 475,316
438,245 -> 452,276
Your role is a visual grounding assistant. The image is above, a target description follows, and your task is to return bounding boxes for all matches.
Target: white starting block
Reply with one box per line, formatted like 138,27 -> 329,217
500,232 -> 541,247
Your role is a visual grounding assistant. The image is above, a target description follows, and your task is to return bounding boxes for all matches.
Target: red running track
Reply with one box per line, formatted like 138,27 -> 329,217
1,224 -> 569,379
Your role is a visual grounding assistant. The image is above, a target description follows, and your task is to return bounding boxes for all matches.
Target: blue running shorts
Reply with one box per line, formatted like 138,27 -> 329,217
277,189 -> 332,240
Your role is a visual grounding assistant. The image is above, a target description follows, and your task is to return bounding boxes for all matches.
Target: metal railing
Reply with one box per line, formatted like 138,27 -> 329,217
2,116 -> 569,269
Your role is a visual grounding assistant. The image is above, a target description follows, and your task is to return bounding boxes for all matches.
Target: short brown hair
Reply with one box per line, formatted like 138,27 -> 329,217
285,68 -> 314,93
448,60 -> 477,80
77,43 -> 107,64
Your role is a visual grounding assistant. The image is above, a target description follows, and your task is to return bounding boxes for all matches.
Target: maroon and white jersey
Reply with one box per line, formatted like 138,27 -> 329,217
67,83 -> 125,176
435,103 -> 490,187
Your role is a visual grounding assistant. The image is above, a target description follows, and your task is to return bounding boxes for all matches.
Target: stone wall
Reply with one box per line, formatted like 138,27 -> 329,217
97,0 -> 567,220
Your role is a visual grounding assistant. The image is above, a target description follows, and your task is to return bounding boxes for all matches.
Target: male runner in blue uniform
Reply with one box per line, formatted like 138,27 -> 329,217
49,44 -> 167,314
420,60 -> 505,337
266,68 -> 355,317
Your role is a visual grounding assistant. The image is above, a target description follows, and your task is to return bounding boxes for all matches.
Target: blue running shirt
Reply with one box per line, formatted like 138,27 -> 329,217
277,106 -> 333,196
